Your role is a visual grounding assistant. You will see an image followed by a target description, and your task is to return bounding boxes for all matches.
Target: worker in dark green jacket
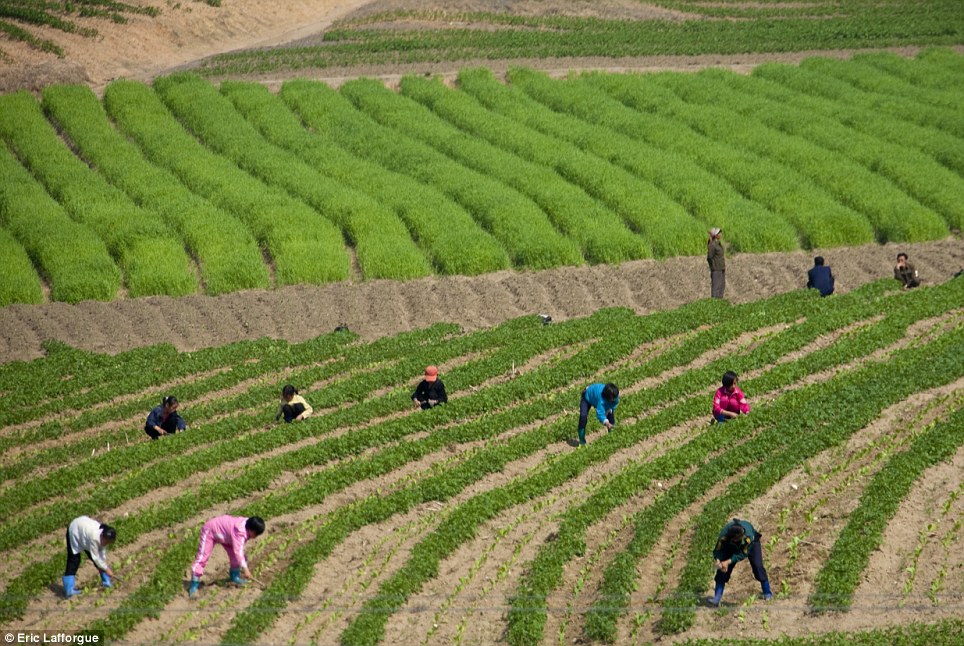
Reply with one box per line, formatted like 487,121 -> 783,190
710,518 -> 772,606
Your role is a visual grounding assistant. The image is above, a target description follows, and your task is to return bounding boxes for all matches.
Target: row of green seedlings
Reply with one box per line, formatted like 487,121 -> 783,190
855,49 -> 964,91
0,284 -> 932,632
654,324 -> 964,634
73,306 -> 670,639
0,92 -> 197,297
275,78 -> 583,270
0,308 -> 633,620
580,70 -> 917,245
101,79 -> 348,286
787,55 -> 964,142
286,510 -> 441,645
290,284 -> 936,643
77,282 -> 948,644
153,74 -> 432,281
918,483 -> 964,606
341,287 -> 962,646
422,452 -> 625,645
0,315 -> 539,549
460,67 -> 797,254
217,80 -> 510,277
667,67 -> 964,232
750,53 -> 964,179
393,72 -> 706,258
415,67 -> 830,254
0,126 -> 116,303
626,69 -> 961,236
809,403 -> 964,612
816,54 -> 964,129
0,326 -> 390,482
604,292 -> 964,636
41,83 -> 270,295
484,66 -> 873,251
509,67 -> 947,249
0,221 -> 43,304
507,279 -> 964,644
79,289 -> 802,640
195,6 -> 964,74
340,76 -> 653,264
773,386 -> 964,601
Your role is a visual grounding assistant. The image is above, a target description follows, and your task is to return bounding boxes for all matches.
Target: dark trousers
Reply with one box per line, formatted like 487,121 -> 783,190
578,391 -> 615,431
281,402 -> 306,423
711,270 -> 726,299
64,530 -> 95,576
715,535 -> 768,585
144,411 -> 184,440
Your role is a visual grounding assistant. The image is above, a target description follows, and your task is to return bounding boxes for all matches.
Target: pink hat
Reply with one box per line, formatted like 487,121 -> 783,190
424,366 -> 438,382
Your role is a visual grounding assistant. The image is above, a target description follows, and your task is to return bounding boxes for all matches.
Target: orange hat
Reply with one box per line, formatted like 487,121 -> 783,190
424,365 -> 438,382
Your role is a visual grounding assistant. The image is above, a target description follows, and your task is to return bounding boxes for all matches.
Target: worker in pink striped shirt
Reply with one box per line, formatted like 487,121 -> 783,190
712,371 -> 750,424
188,515 -> 265,598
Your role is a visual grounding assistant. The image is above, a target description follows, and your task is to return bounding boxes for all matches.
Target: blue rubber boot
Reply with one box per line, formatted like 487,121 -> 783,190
577,428 -> 586,446
62,575 -> 82,598
229,568 -> 247,585
761,580 -> 772,601
100,571 -> 111,588
710,581 -> 725,606
188,577 -> 200,598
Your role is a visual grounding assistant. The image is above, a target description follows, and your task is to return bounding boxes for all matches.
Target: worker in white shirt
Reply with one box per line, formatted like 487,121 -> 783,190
64,516 -> 116,598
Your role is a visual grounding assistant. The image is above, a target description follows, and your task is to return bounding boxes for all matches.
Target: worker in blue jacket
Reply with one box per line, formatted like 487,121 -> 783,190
806,256 -> 835,297
709,518 -> 772,606
577,383 -> 619,446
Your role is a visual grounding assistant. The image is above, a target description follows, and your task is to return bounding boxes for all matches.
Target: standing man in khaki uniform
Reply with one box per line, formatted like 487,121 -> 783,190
707,227 -> 726,299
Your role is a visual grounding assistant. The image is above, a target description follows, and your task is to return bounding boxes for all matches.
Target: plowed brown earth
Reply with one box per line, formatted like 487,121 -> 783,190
1,239 -> 961,365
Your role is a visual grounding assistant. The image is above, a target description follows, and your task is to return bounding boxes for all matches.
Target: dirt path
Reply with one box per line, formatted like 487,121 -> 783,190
1,239 -> 961,365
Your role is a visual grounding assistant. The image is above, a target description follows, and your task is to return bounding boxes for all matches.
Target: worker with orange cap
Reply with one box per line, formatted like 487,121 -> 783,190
412,365 -> 448,410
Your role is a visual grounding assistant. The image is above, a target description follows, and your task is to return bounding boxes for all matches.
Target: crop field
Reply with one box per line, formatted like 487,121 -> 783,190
1,48 -> 963,305
1,276 -> 963,644
195,0 -> 964,75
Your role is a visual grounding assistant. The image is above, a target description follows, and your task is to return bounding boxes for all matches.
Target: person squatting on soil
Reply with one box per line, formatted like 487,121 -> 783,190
275,384 -> 313,423
63,515 -> 115,598
577,382 -> 619,446
894,252 -> 921,289
712,371 -> 749,424
707,227 -> 726,299
806,256 -> 835,297
144,395 -> 187,440
412,365 -> 447,410
710,518 -> 772,606
188,515 -> 265,598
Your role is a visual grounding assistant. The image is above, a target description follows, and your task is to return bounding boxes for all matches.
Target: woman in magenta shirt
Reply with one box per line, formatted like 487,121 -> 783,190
712,371 -> 750,423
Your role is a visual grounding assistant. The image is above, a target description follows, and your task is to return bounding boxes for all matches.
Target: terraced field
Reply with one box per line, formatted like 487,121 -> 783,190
2,49 -> 963,304
2,277 -> 962,644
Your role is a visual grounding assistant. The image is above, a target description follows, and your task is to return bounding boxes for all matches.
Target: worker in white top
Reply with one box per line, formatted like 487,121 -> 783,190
64,515 -> 116,598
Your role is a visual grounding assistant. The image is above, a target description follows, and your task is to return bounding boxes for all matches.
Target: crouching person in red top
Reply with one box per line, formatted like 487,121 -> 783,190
188,515 -> 265,598
712,371 -> 749,424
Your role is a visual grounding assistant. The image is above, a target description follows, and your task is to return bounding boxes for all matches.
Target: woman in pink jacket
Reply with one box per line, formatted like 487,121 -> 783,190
712,371 -> 750,424
188,515 -> 265,598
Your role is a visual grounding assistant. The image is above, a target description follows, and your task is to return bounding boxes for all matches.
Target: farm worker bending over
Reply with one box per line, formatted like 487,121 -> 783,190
710,518 -> 772,606
712,371 -> 749,424
275,384 -> 313,423
894,252 -> 921,289
188,515 -> 265,598
577,383 -> 619,446
707,227 -> 726,299
144,395 -> 187,440
63,516 -> 116,598
806,256 -> 835,297
412,365 -> 448,410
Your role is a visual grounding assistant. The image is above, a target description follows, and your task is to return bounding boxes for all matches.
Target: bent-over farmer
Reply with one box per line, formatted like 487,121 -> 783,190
188,515 -> 265,598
